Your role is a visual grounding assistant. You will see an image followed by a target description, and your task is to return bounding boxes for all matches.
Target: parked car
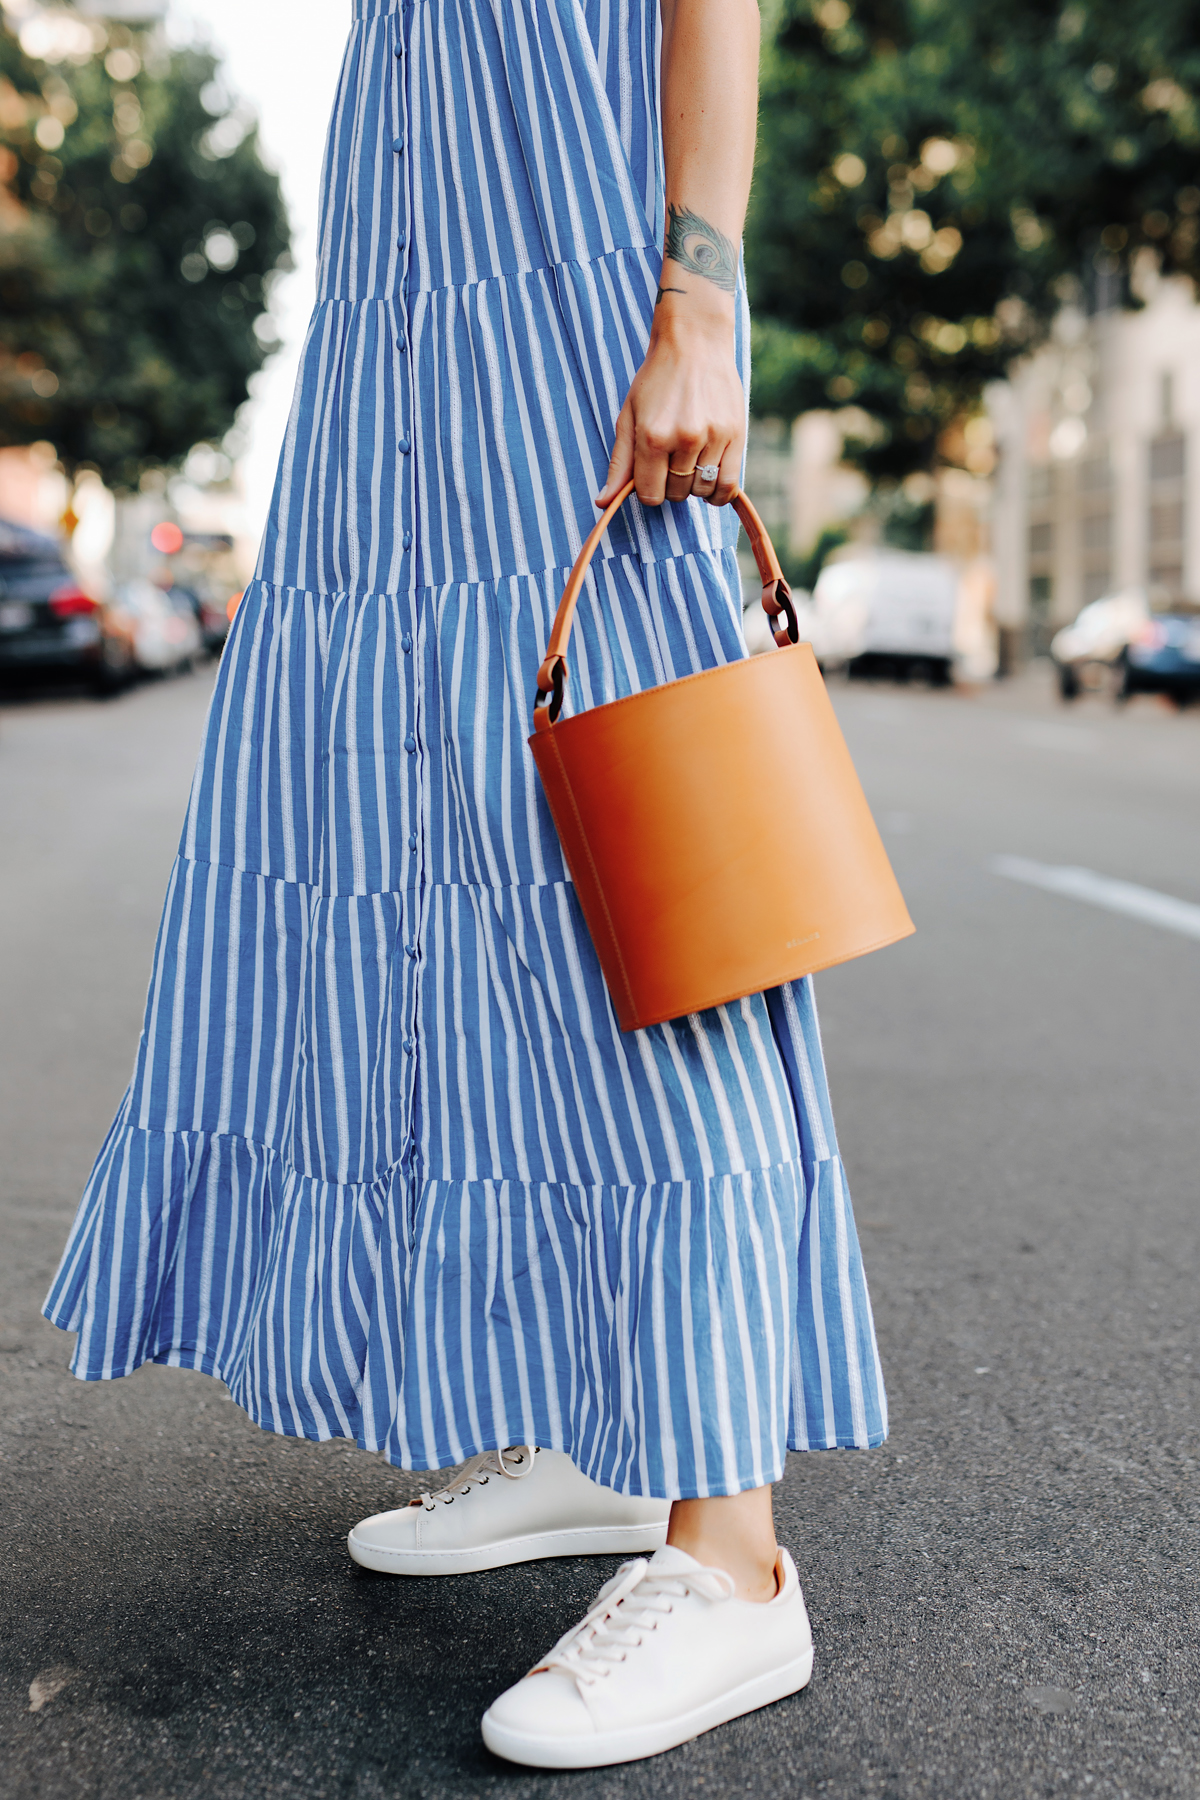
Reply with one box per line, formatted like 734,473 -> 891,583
0,518 -> 135,694
1049,590 -> 1149,699
1120,610 -> 1200,705
197,589 -> 234,656
169,578 -> 232,658
105,577 -> 204,675
155,529 -> 239,657
810,552 -> 960,685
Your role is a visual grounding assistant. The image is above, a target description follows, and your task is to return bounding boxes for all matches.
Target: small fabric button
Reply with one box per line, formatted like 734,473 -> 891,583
401,633 -> 412,653
403,1036 -> 414,1052
392,134 -> 405,154
397,333 -> 407,352
402,531 -> 412,550
406,944 -> 418,960
408,833 -> 418,850
397,436 -> 410,454
396,234 -> 406,251
394,43 -> 403,57
404,732 -> 416,754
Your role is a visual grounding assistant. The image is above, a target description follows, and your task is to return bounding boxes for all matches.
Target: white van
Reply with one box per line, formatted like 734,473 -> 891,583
811,552 -> 961,683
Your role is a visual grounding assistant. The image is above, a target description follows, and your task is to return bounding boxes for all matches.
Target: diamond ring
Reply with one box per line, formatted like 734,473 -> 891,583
696,463 -> 720,482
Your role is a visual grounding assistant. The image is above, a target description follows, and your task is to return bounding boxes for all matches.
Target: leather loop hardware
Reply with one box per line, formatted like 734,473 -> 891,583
533,655 -> 566,728
761,577 -> 798,648
532,481 -> 797,727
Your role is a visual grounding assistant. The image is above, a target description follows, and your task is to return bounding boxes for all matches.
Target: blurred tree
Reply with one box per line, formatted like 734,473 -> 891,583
789,521 -> 849,589
0,12 -> 290,490
747,0 -> 1200,483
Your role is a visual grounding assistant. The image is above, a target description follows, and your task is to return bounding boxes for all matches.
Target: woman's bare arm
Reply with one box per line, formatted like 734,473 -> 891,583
596,0 -> 760,511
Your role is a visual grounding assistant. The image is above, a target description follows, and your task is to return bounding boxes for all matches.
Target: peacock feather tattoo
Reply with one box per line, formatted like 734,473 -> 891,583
662,203 -> 738,294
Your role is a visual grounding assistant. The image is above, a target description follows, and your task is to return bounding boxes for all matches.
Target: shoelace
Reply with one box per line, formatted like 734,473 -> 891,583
538,1557 -> 735,1687
415,1444 -> 535,1511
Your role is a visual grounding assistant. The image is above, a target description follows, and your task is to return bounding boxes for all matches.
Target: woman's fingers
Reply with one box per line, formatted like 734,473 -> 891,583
599,391 -> 743,512
691,445 -> 723,501
638,424 -> 689,507
663,459 -> 698,504
595,399 -> 636,507
706,439 -> 741,508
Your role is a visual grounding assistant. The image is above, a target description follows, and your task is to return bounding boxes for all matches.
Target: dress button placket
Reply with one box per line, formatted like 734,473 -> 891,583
395,2 -> 422,1164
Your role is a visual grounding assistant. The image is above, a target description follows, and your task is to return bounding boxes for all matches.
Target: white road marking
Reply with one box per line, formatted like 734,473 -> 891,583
992,855 -> 1200,942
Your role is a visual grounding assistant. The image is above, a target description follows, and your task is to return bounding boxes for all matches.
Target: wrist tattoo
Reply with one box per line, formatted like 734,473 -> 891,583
655,283 -> 686,305
662,203 -> 738,294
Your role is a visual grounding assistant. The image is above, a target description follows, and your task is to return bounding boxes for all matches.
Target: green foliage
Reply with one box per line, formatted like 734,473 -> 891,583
0,17 -> 290,487
747,0 -> 1200,480
875,487 -> 934,550
786,522 -> 849,591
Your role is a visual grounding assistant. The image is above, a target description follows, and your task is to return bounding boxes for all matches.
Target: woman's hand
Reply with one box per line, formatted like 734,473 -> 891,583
596,291 -> 744,511
596,0 -> 759,515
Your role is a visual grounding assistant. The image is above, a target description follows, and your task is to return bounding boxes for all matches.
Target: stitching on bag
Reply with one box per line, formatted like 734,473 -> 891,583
543,732 -> 639,1021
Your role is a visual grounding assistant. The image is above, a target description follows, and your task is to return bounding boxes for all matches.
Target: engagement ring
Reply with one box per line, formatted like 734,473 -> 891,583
697,463 -> 720,482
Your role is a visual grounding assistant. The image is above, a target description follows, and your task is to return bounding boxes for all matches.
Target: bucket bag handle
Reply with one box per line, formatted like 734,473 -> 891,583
533,480 -> 799,727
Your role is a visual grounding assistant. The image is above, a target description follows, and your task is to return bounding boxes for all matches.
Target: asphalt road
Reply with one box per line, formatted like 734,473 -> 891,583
2,662 -> 1198,1800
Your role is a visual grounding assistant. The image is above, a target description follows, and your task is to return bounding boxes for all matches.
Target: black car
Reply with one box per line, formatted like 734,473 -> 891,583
1120,611 -> 1200,705
0,518 -> 135,694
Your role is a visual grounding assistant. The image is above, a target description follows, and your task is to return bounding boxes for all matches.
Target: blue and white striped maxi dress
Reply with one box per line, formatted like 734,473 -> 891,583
43,0 -> 887,1498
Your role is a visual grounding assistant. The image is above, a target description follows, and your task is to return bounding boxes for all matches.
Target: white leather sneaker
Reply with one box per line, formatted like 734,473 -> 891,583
347,1447 -> 670,1576
481,1543 -> 813,1769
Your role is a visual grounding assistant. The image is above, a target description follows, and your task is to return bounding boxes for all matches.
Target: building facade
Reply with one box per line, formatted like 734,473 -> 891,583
989,273 -> 1200,651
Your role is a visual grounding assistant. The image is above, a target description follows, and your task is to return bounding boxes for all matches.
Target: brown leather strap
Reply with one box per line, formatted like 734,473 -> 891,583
533,483 -> 797,728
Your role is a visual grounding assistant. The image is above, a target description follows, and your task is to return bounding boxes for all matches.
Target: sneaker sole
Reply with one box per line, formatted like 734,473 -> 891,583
480,1645 -> 814,1769
346,1519 -> 669,1576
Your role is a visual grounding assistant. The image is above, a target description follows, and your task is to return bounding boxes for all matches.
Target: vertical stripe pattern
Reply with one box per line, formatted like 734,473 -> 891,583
43,0 -> 886,1497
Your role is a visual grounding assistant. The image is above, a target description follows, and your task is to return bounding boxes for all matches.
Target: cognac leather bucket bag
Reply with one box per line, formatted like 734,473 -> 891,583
529,481 -> 915,1032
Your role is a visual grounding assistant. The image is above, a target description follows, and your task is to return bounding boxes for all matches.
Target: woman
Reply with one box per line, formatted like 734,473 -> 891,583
44,0 -> 886,1770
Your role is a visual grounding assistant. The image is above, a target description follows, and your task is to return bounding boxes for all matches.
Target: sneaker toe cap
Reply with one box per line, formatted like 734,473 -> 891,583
484,1670 -> 594,1742
347,1505 -> 421,1557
